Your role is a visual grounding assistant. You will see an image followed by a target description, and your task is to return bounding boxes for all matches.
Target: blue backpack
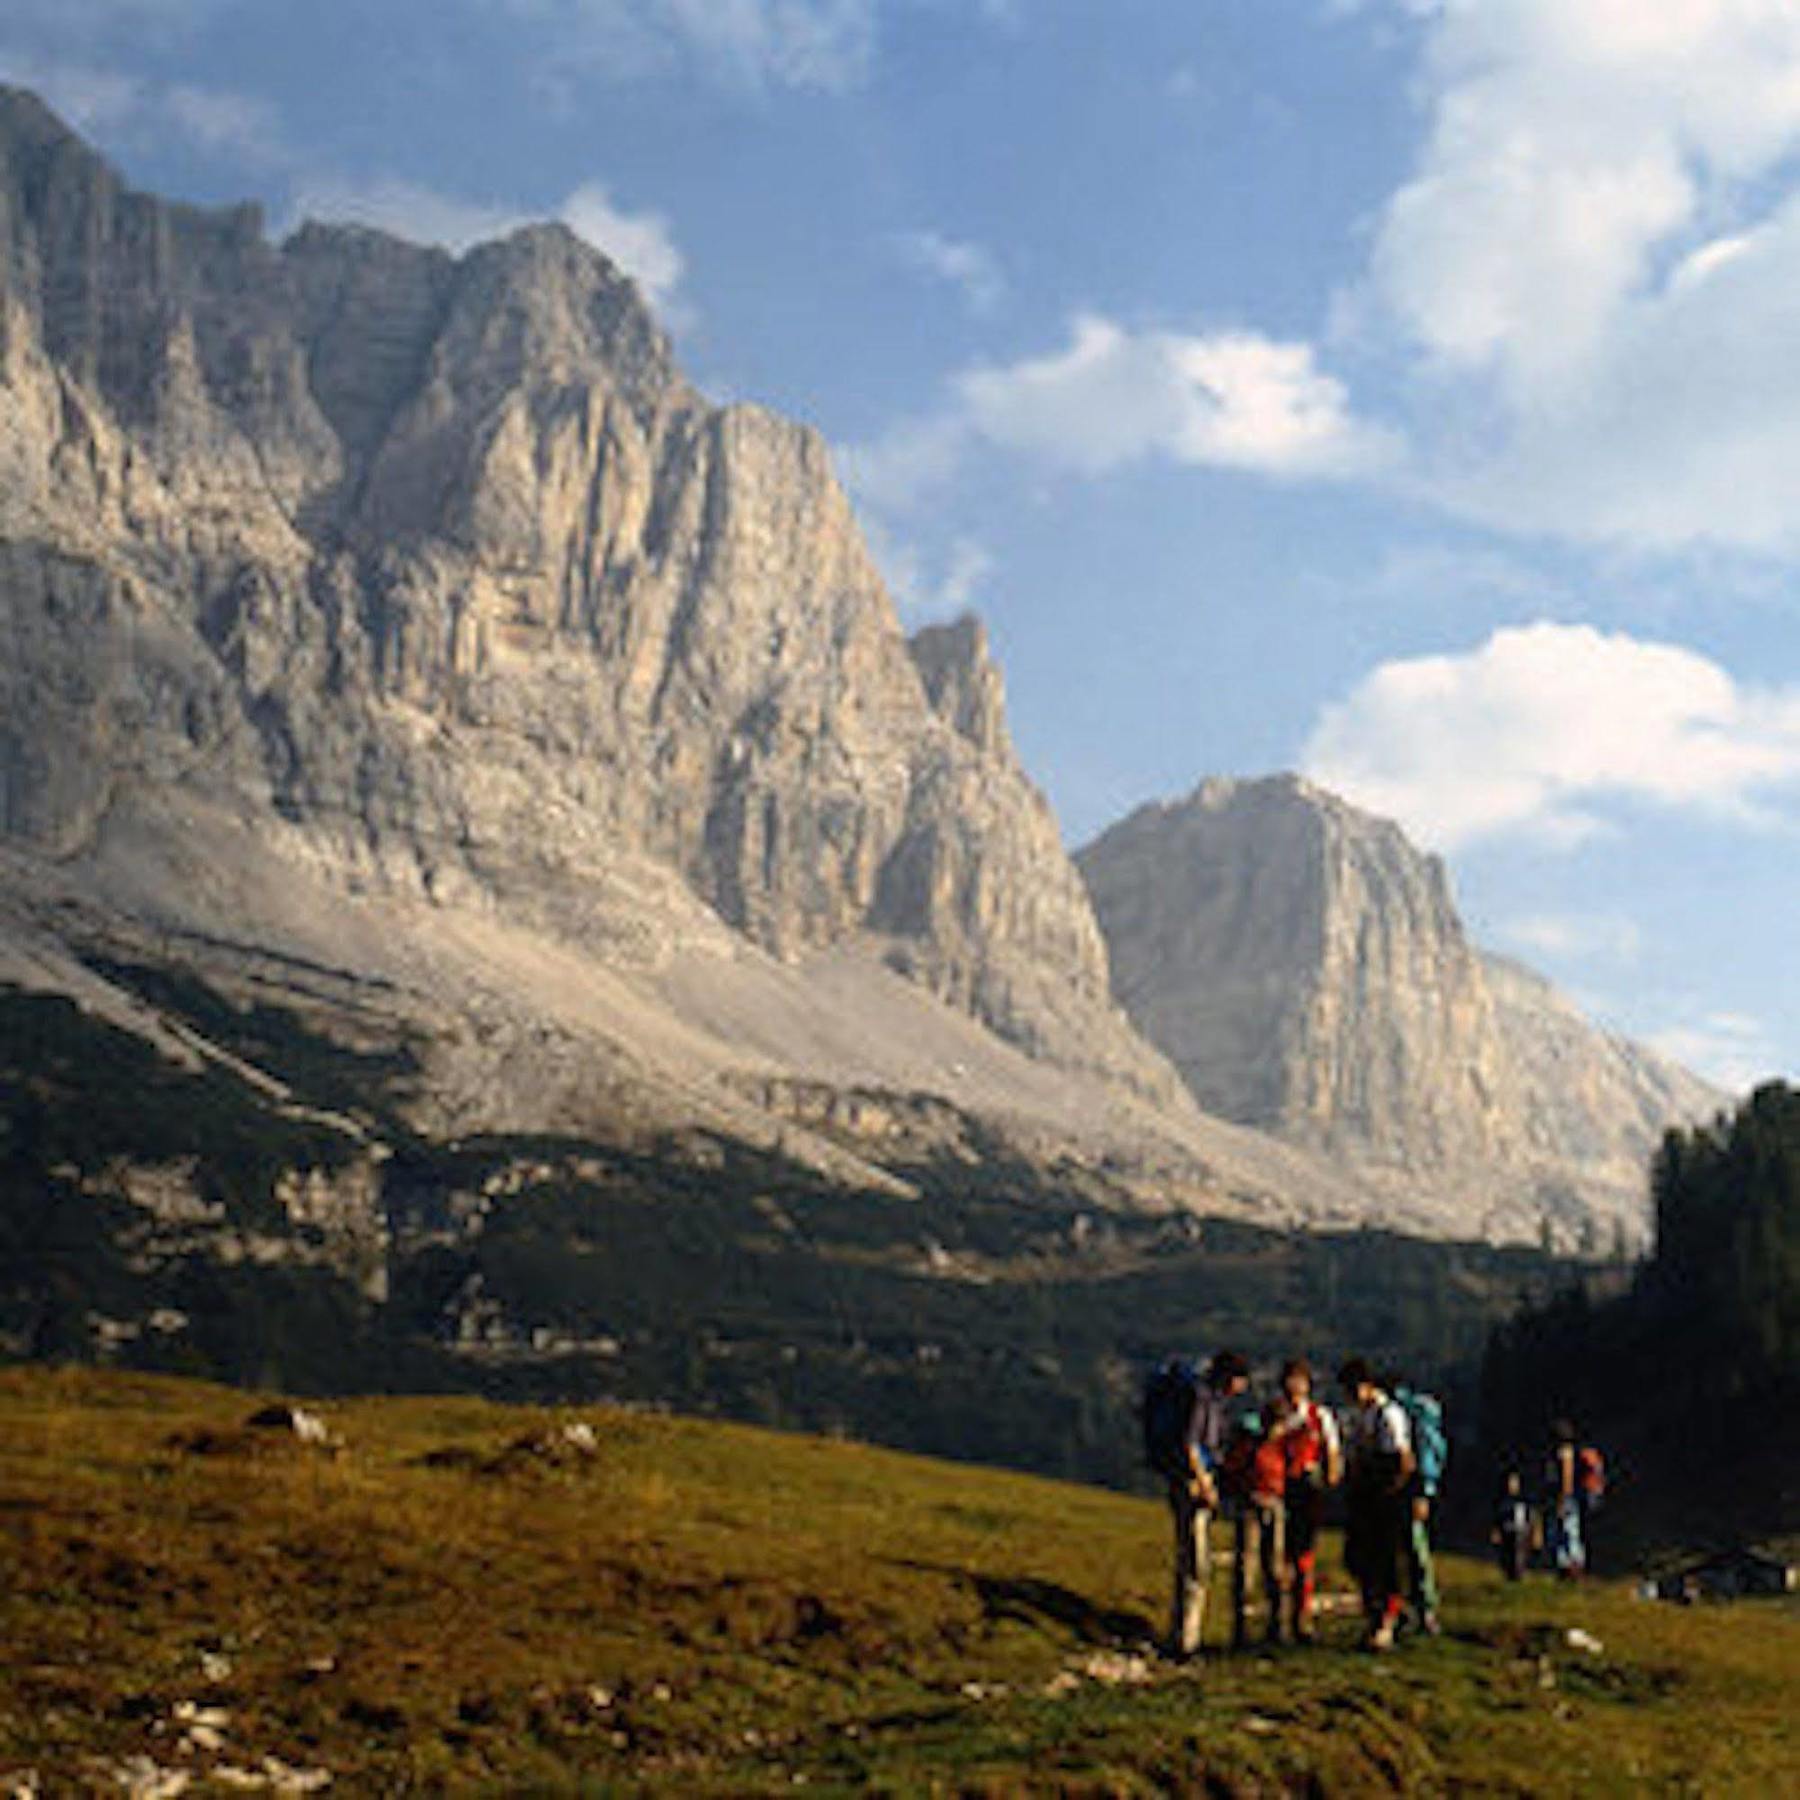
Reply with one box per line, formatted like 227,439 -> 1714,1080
1142,1358 -> 1200,1479
1396,1386 -> 1448,1497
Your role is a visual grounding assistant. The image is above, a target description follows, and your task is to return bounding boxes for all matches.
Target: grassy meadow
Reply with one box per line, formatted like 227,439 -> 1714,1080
0,1367 -> 1794,1796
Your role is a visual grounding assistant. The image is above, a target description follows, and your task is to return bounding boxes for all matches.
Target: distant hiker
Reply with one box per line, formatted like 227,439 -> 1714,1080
1575,1439 -> 1607,1566
1544,1419 -> 1587,1578
1275,1357 -> 1341,1642
1393,1377 -> 1448,1635
1224,1395 -> 1292,1648
1143,1349 -> 1250,1659
1339,1358 -> 1415,1650
1492,1469 -> 1533,1581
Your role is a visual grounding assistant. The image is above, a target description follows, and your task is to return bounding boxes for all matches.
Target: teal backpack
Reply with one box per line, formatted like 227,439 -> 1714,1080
1395,1386 -> 1448,1497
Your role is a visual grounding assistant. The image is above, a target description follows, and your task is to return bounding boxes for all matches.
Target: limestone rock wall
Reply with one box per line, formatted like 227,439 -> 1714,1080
0,86 -> 1170,1101
1079,774 -> 1720,1238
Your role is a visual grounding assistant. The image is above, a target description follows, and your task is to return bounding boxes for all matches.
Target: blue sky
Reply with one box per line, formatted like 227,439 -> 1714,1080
7,0 -> 1800,1090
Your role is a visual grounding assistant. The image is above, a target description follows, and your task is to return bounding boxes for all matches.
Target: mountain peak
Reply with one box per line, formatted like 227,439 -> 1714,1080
1078,768 -> 1718,1242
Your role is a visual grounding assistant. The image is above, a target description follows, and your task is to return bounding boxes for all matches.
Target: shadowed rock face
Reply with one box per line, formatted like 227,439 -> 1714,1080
0,85 -> 1173,1105
1078,775 -> 1722,1244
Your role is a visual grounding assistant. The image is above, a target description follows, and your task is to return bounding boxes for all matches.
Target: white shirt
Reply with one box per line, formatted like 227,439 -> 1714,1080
1349,1389 -> 1411,1469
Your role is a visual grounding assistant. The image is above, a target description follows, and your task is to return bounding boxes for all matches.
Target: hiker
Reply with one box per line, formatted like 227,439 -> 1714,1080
1544,1419 -> 1587,1578
1275,1357 -> 1341,1642
1225,1395 -> 1292,1648
1142,1349 -> 1251,1659
1392,1376 -> 1447,1635
1491,1469 -> 1533,1581
1574,1439 -> 1607,1567
1338,1357 -> 1415,1650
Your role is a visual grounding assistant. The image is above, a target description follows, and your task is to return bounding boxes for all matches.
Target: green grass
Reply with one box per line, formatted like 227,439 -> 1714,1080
0,1369 -> 1795,1794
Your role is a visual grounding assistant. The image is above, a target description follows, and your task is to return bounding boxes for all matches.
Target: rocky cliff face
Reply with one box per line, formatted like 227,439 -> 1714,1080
0,89 -> 1718,1249
0,85 -> 1173,1109
1078,775 -> 1720,1243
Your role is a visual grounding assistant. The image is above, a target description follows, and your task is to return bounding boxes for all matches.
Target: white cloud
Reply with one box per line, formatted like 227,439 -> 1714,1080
1648,1011 -> 1775,1092
839,411 -> 970,513
1355,0 -> 1800,550
861,520 -> 995,622
559,182 -> 687,316
963,315 -> 1393,478
1302,621 -> 1800,850
846,312 -> 1392,511
288,175 -> 688,322
1497,911 -> 1644,965
891,228 -> 1005,314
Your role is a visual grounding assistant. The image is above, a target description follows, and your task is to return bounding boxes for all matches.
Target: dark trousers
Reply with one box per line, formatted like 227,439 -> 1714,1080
1345,1476 -> 1407,1625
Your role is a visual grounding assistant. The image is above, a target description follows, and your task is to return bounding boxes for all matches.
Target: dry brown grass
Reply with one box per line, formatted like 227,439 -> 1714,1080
0,1366 -> 1795,1795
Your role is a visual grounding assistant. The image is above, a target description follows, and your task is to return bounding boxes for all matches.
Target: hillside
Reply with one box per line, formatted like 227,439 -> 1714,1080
1,1368 -> 1796,1795
0,977 -> 1580,1488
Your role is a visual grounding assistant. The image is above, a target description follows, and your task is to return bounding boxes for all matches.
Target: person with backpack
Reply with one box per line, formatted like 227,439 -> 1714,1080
1275,1357 -> 1341,1643
1223,1395 -> 1292,1648
1142,1349 -> 1250,1660
1544,1419 -> 1587,1578
1392,1377 -> 1447,1635
1338,1357 -> 1414,1650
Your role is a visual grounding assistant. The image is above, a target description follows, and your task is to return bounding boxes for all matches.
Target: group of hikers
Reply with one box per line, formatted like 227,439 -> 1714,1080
1144,1350 -> 1599,1657
1491,1418 -> 1606,1584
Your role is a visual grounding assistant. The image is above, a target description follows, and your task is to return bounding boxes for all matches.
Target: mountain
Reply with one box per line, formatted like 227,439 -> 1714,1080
0,88 -> 1717,1281
0,85 -> 1387,1231
1077,775 -> 1722,1246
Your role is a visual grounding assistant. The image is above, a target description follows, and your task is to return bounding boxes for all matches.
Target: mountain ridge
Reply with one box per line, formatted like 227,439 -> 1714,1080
0,87 -> 1718,1251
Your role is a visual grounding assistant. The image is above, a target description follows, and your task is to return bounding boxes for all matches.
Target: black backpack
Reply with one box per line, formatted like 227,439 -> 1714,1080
1142,1357 -> 1200,1479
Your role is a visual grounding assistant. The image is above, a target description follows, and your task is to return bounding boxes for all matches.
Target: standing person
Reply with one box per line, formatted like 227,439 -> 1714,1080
1339,1358 -> 1415,1650
1276,1357 -> 1341,1643
1227,1397 -> 1293,1648
1574,1439 -> 1607,1570
1143,1350 -> 1250,1660
1491,1469 -> 1533,1581
1393,1378 -> 1448,1636
1544,1419 -> 1587,1579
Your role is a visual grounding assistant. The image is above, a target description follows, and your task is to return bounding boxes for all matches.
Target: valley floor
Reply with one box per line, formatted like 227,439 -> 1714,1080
0,1368 -> 1793,1796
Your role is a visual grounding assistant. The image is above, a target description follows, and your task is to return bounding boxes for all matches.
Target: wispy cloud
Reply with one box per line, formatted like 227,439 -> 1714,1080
288,174 -> 689,322
0,50 -> 278,162
861,519 -> 995,622
890,228 -> 1005,315
489,0 -> 1014,94
1497,911 -> 1644,966
1303,621 -> 1800,851
1648,1011 -> 1775,1094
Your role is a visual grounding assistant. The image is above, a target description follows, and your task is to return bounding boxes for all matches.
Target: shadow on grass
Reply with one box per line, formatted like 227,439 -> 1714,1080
893,1560 -> 1156,1648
